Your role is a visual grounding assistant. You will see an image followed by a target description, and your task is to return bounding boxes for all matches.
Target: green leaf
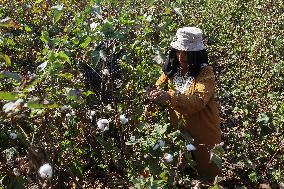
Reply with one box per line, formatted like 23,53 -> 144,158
71,160 -> 83,177
57,73 -> 73,79
24,26 -> 32,32
0,71 -> 21,81
0,53 -> 12,66
3,54 -> 11,66
92,50 -> 100,65
37,62 -> 48,72
35,0 -> 43,3
53,10 -> 63,23
0,92 -> 19,100
51,5 -> 64,23
101,21 -> 114,37
40,31 -> 50,44
57,51 -> 71,64
82,90 -> 95,96
210,152 -> 222,169
80,36 -> 92,48
27,102 -> 59,109
248,171 -> 258,182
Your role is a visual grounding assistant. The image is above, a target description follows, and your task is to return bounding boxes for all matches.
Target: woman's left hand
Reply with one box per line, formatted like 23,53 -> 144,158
149,89 -> 171,104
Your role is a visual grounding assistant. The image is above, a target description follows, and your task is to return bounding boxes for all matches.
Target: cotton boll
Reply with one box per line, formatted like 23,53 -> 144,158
38,163 -> 53,179
97,119 -> 109,131
13,168 -> 20,176
153,140 -> 165,150
157,140 -> 165,147
186,144 -> 196,151
103,126 -> 109,131
90,110 -> 96,116
102,69 -> 110,76
9,132 -> 17,139
14,108 -> 20,113
14,99 -> 24,106
163,153 -> 173,163
61,105 -> 71,111
152,143 -> 160,150
66,113 -> 71,118
119,114 -> 129,124
51,4 -> 63,11
3,102 -> 16,113
90,22 -> 98,30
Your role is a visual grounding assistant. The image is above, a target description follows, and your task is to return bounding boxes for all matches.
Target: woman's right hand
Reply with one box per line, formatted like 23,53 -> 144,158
148,88 -> 170,105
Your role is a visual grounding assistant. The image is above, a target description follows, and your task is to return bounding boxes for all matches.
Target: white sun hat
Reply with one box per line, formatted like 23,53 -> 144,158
170,27 -> 205,51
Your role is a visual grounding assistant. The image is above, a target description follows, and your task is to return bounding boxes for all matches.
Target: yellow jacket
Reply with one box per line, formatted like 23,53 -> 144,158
155,66 -> 221,178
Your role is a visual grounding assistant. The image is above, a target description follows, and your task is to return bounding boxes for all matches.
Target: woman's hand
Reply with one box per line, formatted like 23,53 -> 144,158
148,89 -> 171,105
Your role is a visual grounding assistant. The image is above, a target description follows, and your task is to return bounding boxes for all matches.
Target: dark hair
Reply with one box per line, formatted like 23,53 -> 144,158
162,48 -> 208,78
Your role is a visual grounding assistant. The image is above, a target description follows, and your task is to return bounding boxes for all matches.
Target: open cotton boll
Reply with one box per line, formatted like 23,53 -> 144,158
152,143 -> 160,150
153,139 -> 165,150
163,153 -> 173,163
103,126 -> 109,131
14,99 -> 24,106
9,132 -> 17,139
3,102 -> 17,113
102,69 -> 110,76
51,4 -> 63,11
38,163 -> 53,179
157,140 -> 165,147
186,144 -> 196,151
119,114 -> 129,124
97,119 -> 109,131
13,168 -> 20,176
90,22 -> 98,30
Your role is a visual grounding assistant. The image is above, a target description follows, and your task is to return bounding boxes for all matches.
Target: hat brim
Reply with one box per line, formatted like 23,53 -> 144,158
170,41 -> 205,51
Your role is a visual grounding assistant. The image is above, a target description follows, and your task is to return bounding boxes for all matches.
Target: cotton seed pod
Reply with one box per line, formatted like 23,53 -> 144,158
153,139 -> 165,150
38,163 -> 53,179
163,153 -> 173,163
157,140 -> 165,147
9,132 -> 17,139
119,114 -> 129,124
3,102 -> 17,113
102,69 -> 110,76
13,168 -> 20,176
186,144 -> 196,151
97,119 -> 109,131
90,22 -> 98,30
152,143 -> 160,151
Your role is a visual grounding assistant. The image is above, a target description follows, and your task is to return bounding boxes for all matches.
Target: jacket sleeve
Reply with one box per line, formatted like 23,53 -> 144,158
155,73 -> 168,88
168,67 -> 216,115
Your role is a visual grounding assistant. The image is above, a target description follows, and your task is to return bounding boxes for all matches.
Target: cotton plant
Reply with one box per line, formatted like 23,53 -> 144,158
38,163 -> 53,179
97,119 -> 109,132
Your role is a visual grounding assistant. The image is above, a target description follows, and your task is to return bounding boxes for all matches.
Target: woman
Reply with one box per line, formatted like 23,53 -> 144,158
148,27 -> 222,181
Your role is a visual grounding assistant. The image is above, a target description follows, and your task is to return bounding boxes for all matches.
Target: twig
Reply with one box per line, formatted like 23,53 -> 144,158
16,122 -> 31,144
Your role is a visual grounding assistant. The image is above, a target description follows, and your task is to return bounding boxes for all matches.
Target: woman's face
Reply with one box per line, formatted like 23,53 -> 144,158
176,50 -> 188,70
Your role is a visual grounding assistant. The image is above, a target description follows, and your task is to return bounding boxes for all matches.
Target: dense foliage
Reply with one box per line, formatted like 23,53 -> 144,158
0,0 -> 283,188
